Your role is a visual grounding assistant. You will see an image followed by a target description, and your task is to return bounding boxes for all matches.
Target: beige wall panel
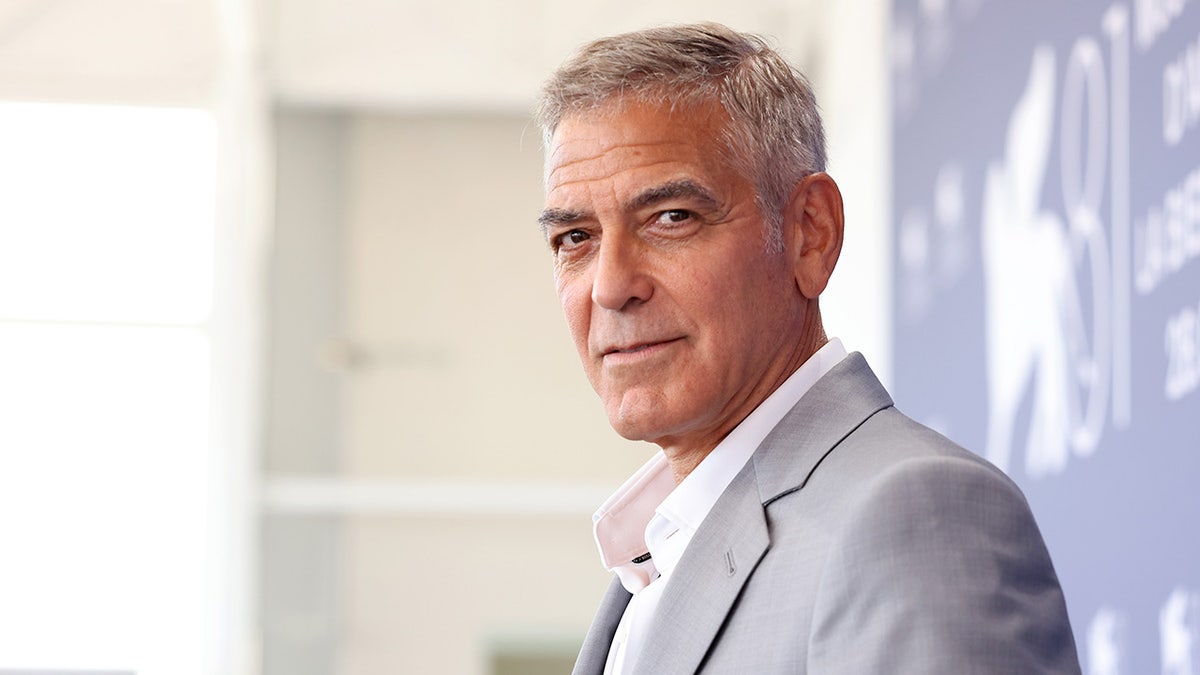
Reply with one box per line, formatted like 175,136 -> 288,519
342,114 -> 649,481
339,515 -> 610,675
267,110 -> 348,475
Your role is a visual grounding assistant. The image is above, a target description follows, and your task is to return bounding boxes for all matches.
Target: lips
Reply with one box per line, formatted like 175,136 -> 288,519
608,342 -> 656,355
601,337 -> 685,358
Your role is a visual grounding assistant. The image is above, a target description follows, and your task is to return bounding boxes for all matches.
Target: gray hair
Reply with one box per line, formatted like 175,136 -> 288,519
535,22 -> 827,250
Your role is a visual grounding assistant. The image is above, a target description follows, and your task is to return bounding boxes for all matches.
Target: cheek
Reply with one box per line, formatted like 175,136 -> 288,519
555,274 -> 593,350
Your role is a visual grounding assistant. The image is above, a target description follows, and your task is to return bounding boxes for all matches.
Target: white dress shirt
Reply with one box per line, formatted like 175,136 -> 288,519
591,339 -> 849,675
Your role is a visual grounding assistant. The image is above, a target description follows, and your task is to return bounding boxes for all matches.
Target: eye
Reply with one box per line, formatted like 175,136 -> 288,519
656,209 -> 693,224
553,229 -> 591,252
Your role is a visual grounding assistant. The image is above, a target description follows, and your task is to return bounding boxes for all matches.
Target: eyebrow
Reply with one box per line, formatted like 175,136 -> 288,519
626,179 -> 720,213
537,207 -> 584,235
537,179 -> 720,236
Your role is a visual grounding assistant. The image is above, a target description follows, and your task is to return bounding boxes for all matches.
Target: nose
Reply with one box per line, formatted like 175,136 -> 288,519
592,230 -> 653,311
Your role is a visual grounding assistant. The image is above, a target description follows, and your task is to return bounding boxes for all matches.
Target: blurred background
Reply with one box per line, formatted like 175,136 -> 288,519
0,1 -> 887,673
1,0 -> 1196,673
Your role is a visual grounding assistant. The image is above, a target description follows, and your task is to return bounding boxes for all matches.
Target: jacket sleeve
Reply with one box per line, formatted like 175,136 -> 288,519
806,455 -> 1081,674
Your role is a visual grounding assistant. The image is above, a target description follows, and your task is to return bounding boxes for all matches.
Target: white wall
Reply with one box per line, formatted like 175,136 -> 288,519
814,0 -> 894,386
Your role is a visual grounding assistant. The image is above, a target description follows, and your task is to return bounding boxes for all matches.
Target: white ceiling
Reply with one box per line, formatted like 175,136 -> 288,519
0,0 -> 822,111
0,0 -> 221,105
266,0 -> 818,112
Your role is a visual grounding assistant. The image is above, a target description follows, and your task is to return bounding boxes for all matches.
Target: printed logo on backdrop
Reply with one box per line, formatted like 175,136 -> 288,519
891,0 -> 1200,672
1088,607 -> 1127,675
1161,588 -> 1200,675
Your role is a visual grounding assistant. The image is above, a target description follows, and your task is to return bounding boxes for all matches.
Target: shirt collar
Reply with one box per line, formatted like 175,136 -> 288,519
592,338 -> 849,593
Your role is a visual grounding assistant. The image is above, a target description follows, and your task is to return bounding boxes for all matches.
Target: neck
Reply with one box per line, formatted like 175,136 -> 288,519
660,303 -> 828,484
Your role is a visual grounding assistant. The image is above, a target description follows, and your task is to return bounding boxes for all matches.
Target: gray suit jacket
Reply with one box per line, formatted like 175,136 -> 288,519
572,353 -> 1080,674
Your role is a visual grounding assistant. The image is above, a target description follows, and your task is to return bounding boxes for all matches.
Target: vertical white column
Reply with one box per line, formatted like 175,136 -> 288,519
211,0 -> 273,673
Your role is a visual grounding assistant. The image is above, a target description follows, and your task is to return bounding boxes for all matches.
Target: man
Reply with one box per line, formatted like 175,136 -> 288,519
535,23 -> 1080,674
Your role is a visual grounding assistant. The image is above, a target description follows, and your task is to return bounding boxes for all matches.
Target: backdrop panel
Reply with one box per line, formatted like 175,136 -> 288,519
890,1 -> 1200,672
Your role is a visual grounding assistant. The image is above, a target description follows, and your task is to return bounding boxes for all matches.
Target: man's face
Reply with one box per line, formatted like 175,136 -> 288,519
542,99 -> 808,451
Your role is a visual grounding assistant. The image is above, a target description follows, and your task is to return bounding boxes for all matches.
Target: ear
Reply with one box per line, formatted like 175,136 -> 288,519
784,172 -> 844,299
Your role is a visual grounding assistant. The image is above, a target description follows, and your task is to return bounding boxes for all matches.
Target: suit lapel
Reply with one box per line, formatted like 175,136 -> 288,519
629,353 -> 892,674
631,461 -> 770,675
572,577 -> 632,675
754,352 -> 894,504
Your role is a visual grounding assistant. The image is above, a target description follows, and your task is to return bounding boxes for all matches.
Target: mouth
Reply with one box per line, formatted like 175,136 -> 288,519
602,337 -> 685,359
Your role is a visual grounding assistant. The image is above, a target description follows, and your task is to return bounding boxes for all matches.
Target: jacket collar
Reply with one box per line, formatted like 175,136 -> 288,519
753,352 -> 894,506
633,353 -> 892,674
572,353 -> 892,675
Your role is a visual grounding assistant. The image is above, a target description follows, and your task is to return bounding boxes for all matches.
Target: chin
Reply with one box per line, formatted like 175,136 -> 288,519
600,387 -> 692,444
606,415 -> 657,442
606,406 -> 683,445
602,404 -> 655,442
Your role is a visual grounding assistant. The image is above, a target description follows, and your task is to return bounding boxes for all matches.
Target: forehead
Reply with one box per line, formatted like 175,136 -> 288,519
544,100 -> 733,197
